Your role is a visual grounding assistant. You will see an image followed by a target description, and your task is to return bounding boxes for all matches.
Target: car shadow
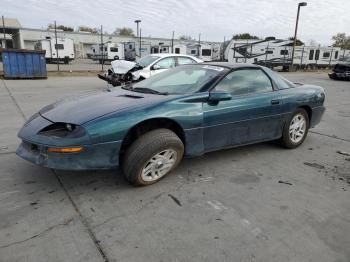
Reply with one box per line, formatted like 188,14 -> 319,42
52,141 -> 283,192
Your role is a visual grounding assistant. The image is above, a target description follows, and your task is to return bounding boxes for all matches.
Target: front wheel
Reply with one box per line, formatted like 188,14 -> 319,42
122,129 -> 184,186
280,108 -> 309,148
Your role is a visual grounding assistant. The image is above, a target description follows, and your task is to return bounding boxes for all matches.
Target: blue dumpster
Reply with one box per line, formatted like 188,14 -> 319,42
1,49 -> 47,79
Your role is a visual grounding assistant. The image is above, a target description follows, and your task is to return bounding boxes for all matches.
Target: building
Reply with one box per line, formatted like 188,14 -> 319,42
1,18 -> 221,59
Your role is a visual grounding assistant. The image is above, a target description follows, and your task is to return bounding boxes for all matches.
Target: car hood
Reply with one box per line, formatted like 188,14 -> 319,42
111,60 -> 138,74
39,89 -> 172,125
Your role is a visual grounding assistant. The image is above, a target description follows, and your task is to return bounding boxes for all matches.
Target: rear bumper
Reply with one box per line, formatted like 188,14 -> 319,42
329,72 -> 350,80
310,106 -> 325,128
16,140 -> 122,170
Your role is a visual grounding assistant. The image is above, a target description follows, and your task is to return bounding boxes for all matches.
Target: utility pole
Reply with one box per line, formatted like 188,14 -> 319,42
171,31 -> 174,53
139,28 -> 142,58
198,33 -> 201,58
291,2 -> 307,70
222,36 -> 225,60
134,20 -> 141,38
2,16 -> 6,49
100,25 -> 104,70
54,21 -> 59,71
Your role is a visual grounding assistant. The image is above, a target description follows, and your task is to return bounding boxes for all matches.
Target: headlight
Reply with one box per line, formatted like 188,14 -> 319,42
38,123 -> 86,138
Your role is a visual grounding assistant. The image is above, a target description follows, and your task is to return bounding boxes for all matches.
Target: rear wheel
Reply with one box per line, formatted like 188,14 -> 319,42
122,129 -> 184,186
280,108 -> 309,148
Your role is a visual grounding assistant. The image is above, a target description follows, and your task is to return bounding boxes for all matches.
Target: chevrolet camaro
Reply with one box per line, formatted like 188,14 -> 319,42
17,63 -> 325,186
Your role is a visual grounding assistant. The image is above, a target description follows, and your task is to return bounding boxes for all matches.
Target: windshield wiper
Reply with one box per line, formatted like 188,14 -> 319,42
132,87 -> 168,95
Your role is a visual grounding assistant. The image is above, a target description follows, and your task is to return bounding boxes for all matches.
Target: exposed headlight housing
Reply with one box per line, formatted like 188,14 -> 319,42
38,123 -> 86,138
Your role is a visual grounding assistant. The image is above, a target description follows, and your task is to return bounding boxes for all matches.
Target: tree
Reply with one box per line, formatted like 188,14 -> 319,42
47,23 -> 74,32
288,37 -> 304,46
78,26 -> 99,34
113,27 -> 134,36
232,33 -> 259,40
178,35 -> 194,41
332,33 -> 350,49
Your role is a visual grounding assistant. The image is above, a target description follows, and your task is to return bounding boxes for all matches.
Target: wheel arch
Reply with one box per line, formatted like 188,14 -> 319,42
119,117 -> 186,159
298,105 -> 312,123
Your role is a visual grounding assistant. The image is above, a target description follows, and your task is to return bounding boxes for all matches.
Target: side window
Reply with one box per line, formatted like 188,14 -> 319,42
110,47 -> 118,52
334,51 -> 338,59
315,50 -> 320,60
323,52 -> 330,58
280,49 -> 288,55
178,57 -> 195,65
202,49 -> 212,56
55,44 -> 64,50
309,49 -> 314,60
154,57 -> 175,69
215,69 -> 273,95
175,47 -> 180,54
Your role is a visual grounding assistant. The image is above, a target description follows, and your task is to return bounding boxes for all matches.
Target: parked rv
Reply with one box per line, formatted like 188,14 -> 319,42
34,38 -> 74,63
224,37 -> 346,70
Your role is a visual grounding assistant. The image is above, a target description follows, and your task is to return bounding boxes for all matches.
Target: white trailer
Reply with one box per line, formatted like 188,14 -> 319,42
225,38 -> 347,69
135,42 -> 151,58
199,44 -> 213,61
292,46 -> 342,69
91,42 -> 126,62
186,44 -> 199,57
225,38 -> 293,66
35,38 -> 74,63
173,44 -> 187,54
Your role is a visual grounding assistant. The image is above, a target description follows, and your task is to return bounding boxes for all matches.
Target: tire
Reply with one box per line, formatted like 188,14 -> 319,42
280,108 -> 309,148
122,129 -> 184,186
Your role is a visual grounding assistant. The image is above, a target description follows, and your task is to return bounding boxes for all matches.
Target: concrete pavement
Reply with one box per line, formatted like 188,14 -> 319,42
0,73 -> 349,262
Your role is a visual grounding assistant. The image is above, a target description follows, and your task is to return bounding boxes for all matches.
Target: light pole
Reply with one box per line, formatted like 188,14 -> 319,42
291,2 -> 307,70
134,19 -> 141,37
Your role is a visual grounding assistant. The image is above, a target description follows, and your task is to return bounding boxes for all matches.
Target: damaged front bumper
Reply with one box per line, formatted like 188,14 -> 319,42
98,60 -> 143,87
16,114 -> 123,170
16,139 -> 122,170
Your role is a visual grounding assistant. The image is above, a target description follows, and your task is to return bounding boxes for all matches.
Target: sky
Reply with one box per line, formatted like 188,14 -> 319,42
2,0 -> 349,45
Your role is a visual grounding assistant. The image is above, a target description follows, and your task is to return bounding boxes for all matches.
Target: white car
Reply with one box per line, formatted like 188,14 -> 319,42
98,54 -> 203,86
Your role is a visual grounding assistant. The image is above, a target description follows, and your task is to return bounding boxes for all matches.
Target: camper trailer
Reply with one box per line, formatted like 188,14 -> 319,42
91,42 -> 125,62
151,44 -> 171,54
173,44 -> 187,54
199,44 -> 213,61
225,38 -> 293,67
186,44 -> 199,57
225,37 -> 346,69
91,42 -> 138,62
135,42 -> 151,58
35,38 -> 74,63
292,46 -> 342,69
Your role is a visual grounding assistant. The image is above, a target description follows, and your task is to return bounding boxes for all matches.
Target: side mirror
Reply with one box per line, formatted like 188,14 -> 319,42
208,91 -> 232,103
152,64 -> 161,70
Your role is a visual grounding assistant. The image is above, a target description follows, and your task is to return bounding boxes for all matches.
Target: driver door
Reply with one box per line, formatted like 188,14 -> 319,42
203,68 -> 283,151
150,57 -> 176,76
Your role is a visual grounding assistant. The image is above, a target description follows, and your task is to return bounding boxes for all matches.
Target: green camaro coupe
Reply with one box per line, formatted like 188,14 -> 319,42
17,63 -> 325,186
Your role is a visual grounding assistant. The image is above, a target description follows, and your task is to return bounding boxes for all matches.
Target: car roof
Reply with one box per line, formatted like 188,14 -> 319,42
202,62 -> 262,69
148,53 -> 198,58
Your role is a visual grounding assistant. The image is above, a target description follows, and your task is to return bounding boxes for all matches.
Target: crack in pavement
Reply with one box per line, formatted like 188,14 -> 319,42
309,130 -> 350,143
53,170 -> 110,262
0,217 -> 75,249
1,79 -> 27,120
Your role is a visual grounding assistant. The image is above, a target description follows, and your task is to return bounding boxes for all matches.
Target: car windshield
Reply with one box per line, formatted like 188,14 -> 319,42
133,65 -> 227,94
137,55 -> 160,67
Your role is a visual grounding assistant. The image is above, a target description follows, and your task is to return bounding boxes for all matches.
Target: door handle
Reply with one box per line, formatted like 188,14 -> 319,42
271,99 -> 280,105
